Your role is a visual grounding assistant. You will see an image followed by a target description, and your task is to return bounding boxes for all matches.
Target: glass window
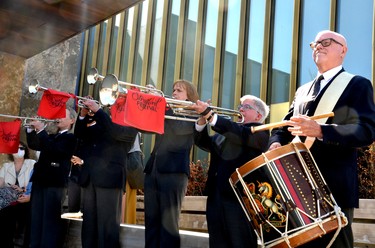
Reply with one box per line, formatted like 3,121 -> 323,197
221,0 -> 241,109
163,0 -> 181,95
182,0 -> 199,82
268,0 -> 293,104
96,22 -> 108,73
119,8 -> 134,81
200,1 -> 219,101
83,28 -> 101,99
149,0 -> 165,88
299,0 -> 330,86
134,1 -> 149,84
337,1 -> 373,79
244,0 -> 266,97
108,14 -> 122,74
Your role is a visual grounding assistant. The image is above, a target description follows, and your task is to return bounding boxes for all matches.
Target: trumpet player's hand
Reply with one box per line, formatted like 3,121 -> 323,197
82,99 -> 100,113
192,100 -> 210,114
30,119 -> 45,132
71,155 -> 84,166
286,115 -> 323,139
80,107 -> 89,117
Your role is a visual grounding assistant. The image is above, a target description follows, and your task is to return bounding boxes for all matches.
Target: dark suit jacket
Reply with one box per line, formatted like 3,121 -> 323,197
144,109 -> 195,176
194,116 -> 270,199
26,130 -> 76,187
269,69 -> 375,208
74,109 -> 137,189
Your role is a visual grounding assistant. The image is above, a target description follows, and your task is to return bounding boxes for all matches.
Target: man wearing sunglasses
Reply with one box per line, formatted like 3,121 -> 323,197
192,95 -> 270,248
269,30 -> 375,248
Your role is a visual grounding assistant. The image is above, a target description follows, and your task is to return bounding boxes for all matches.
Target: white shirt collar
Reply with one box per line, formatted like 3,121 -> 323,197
316,65 -> 343,91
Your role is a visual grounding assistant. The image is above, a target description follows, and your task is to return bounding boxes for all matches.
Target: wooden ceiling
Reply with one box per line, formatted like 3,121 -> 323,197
0,0 -> 143,58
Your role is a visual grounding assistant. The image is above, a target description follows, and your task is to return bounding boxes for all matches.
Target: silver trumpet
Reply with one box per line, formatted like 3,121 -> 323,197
0,114 -> 58,128
87,68 -> 244,123
28,79 -> 101,109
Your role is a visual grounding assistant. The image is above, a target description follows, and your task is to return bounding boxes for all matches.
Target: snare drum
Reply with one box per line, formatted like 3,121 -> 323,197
229,142 -> 347,247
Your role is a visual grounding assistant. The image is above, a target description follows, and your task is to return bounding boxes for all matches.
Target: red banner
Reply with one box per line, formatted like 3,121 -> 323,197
37,89 -> 71,119
110,94 -> 128,126
0,120 -> 21,154
123,89 -> 166,134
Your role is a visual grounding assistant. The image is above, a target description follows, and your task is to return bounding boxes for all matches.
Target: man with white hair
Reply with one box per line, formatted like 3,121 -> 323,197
269,30 -> 375,247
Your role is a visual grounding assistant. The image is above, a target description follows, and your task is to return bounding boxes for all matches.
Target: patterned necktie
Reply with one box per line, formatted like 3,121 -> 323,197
304,75 -> 324,114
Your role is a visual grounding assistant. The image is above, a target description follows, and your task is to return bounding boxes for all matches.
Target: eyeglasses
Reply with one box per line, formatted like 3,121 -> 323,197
309,38 -> 344,49
237,104 -> 258,112
19,147 -> 25,150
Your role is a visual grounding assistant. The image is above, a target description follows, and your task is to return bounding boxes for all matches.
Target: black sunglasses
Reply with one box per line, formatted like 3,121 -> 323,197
309,38 -> 344,49
19,147 -> 26,150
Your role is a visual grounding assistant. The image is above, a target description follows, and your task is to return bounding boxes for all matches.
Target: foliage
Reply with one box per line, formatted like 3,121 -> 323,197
357,142 -> 375,199
187,159 -> 209,196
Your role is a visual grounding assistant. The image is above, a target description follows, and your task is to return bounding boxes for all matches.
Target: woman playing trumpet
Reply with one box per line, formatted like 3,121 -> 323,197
143,80 -> 199,248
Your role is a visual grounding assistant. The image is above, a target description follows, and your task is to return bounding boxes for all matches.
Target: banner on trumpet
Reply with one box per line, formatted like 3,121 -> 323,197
0,119 -> 22,153
111,89 -> 166,134
37,88 -> 72,119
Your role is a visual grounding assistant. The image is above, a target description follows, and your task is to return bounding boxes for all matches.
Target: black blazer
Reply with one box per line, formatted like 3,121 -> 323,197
26,130 -> 76,187
269,69 -> 375,208
74,109 -> 137,189
194,116 -> 269,199
144,109 -> 195,176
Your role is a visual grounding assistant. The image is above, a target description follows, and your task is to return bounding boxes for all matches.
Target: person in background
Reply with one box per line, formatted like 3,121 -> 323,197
76,99 -> 137,248
268,30 -> 375,248
192,95 -> 269,247
26,106 -> 77,248
143,80 -> 199,248
0,141 -> 35,248
68,138 -> 85,213
123,132 -> 143,224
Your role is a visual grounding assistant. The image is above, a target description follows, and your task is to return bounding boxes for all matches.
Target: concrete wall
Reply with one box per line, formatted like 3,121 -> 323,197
0,33 -> 82,165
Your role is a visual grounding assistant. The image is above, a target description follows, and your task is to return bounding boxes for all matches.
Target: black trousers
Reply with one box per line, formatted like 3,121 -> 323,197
206,190 -> 258,248
144,167 -> 188,248
30,184 -> 66,248
81,181 -> 122,248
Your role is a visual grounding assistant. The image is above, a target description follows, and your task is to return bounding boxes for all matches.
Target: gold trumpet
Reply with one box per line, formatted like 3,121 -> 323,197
87,68 -> 244,122
28,79 -> 101,109
0,114 -> 58,128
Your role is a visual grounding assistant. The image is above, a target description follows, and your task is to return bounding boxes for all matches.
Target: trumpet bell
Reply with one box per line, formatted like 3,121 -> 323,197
28,79 -> 41,94
87,68 -> 100,85
99,74 -> 121,106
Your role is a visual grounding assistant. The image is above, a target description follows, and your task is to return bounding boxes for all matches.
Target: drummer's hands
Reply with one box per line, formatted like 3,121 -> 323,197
269,142 -> 281,151
286,115 -> 323,139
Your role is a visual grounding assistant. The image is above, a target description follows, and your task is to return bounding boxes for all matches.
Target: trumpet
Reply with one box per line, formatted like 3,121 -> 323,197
165,98 -> 244,123
28,79 -> 101,109
87,68 -> 165,106
87,68 -> 244,122
0,114 -> 58,128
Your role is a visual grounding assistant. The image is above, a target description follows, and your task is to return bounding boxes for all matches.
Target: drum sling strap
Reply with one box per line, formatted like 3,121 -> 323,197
305,71 -> 354,148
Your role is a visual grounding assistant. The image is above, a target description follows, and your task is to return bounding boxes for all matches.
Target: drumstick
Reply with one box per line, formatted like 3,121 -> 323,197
251,112 -> 334,133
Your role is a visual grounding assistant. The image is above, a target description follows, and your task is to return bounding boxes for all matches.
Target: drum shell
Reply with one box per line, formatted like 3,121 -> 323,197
229,142 -> 339,246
